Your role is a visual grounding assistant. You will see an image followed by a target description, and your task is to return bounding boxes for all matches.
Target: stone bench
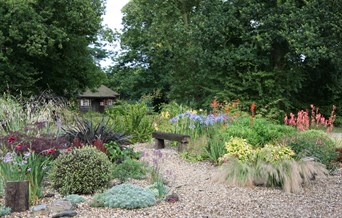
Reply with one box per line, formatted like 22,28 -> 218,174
152,131 -> 190,152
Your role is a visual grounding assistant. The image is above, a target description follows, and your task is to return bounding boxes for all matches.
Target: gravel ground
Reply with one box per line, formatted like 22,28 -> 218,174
6,143 -> 342,218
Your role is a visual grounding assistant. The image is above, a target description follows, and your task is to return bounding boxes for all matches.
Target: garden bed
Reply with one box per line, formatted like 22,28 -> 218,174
5,143 -> 342,218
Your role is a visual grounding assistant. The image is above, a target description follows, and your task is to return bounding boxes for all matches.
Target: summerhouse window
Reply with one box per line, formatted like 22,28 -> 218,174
80,99 -> 91,106
107,99 -> 113,106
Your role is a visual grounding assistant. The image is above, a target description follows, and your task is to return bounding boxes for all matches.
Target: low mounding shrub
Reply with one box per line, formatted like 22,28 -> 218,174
49,146 -> 112,195
220,137 -> 254,163
104,141 -> 141,164
112,159 -> 147,182
64,194 -> 86,204
90,183 -> 156,209
281,130 -> 338,170
224,117 -> 296,147
0,205 -> 11,216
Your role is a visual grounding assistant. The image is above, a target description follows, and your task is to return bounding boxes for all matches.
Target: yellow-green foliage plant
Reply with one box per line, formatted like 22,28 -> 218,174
218,137 -> 254,164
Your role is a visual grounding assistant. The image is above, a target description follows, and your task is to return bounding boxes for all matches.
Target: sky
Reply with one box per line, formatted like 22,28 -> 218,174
100,0 -> 130,68
103,0 -> 129,32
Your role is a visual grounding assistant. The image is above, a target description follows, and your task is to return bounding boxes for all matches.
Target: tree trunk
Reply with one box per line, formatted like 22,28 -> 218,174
5,180 -> 29,212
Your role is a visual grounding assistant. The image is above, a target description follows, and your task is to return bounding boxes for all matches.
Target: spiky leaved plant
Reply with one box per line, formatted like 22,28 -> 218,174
63,116 -> 131,152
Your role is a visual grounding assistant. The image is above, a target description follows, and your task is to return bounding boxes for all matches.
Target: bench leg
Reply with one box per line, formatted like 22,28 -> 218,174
155,139 -> 165,149
177,143 -> 187,152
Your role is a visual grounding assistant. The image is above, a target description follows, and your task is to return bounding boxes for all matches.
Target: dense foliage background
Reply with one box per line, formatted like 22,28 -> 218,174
1,0 -> 341,117
0,0 -> 109,97
107,0 -> 342,115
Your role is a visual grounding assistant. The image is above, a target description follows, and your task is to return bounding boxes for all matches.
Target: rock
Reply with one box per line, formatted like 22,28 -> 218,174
165,193 -> 179,203
49,199 -> 74,215
30,204 -> 48,217
51,210 -> 77,218
44,192 -> 55,198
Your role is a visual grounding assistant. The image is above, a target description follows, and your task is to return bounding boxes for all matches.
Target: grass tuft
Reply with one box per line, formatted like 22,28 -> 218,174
215,158 -> 328,193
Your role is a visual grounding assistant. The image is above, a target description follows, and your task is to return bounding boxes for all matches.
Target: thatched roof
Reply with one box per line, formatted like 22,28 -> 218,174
78,85 -> 119,98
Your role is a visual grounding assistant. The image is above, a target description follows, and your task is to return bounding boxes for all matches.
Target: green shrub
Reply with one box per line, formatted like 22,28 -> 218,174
104,141 -> 141,164
90,183 -> 156,209
205,134 -> 227,164
224,117 -> 296,147
0,178 -> 3,197
160,101 -> 191,118
112,159 -> 147,182
0,205 -> 11,216
64,194 -> 86,204
106,101 -> 153,143
49,146 -> 112,195
146,182 -> 169,199
282,130 -> 338,170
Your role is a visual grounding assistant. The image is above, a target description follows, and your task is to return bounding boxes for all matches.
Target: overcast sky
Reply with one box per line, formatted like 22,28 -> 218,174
100,0 -> 130,68
103,0 -> 129,31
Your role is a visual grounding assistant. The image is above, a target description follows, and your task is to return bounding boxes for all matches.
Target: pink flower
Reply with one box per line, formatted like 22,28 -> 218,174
16,144 -> 22,150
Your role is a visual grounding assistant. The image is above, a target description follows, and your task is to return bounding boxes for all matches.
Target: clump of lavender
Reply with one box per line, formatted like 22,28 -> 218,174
141,149 -> 169,198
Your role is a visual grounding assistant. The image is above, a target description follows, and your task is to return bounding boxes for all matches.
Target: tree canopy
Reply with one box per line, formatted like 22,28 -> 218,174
0,0 -> 108,97
109,0 -> 342,113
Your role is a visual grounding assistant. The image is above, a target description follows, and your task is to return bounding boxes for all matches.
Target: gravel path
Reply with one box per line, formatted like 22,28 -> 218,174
7,143 -> 342,218
75,143 -> 342,218
330,132 -> 342,140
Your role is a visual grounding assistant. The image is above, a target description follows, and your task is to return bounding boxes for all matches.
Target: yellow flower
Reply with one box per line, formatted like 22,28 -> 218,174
153,123 -> 159,130
161,111 -> 170,119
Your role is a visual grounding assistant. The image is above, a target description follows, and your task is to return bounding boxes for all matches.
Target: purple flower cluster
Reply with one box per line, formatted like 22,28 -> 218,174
1,151 -> 31,166
169,112 -> 229,126
3,152 -> 14,163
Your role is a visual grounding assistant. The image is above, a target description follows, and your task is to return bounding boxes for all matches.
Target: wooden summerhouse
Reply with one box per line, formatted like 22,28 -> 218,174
77,85 -> 119,113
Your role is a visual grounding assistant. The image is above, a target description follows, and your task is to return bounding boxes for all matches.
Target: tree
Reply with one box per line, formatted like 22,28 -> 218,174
112,0 -> 342,113
0,0 -> 108,97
